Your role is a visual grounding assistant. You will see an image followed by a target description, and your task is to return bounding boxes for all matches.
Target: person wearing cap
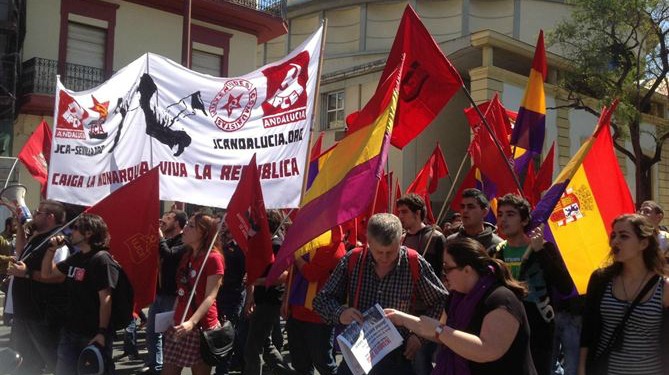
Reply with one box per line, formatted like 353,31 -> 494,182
39,213 -> 117,375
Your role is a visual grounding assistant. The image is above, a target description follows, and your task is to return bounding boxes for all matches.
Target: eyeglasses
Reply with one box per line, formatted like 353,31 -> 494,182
442,264 -> 461,274
33,210 -> 48,216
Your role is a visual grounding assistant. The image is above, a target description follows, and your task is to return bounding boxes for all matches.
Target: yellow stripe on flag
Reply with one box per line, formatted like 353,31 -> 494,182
302,101 -> 394,206
520,69 -> 546,114
294,230 -> 332,259
549,167 -> 611,293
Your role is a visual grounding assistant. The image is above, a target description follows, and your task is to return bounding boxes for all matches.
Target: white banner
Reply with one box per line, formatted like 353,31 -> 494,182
47,25 -> 323,209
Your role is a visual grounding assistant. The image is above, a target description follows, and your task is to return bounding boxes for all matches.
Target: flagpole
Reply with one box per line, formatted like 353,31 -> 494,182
461,86 -> 524,197
299,20 -> 328,202
435,151 -> 468,226
420,151 -> 468,255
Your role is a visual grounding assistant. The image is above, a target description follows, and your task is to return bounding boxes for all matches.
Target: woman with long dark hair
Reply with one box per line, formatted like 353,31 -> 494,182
385,237 -> 536,375
162,212 -> 224,375
40,213 -> 116,374
579,214 -> 669,375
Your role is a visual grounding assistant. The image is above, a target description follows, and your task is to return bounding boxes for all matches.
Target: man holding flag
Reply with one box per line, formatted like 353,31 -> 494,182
493,194 -> 574,375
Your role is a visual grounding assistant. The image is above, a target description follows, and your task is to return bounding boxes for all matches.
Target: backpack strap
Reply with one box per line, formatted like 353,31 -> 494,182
346,246 -> 366,309
347,246 -> 421,309
406,248 -> 420,284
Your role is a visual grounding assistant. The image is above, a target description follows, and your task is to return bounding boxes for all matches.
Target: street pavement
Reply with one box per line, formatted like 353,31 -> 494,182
0,292 -> 341,375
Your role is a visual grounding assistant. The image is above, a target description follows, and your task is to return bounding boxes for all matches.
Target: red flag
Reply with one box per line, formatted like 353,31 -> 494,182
523,162 -> 537,206
450,166 -> 478,212
393,178 -> 402,216
464,94 -> 519,196
346,5 -> 463,149
225,154 -> 273,285
406,144 -> 449,195
87,167 -> 159,309
534,142 -> 555,198
18,120 -> 52,192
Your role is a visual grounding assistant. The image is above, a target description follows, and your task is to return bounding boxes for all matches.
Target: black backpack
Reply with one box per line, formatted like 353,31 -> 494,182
93,251 -> 135,330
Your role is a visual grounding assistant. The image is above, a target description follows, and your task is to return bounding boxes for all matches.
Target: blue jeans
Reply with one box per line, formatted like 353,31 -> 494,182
551,312 -> 581,375
337,345 -> 414,375
145,294 -> 176,372
55,328 -> 114,375
11,317 -> 59,374
243,303 -> 285,375
412,341 -> 436,375
286,317 -> 337,375
123,318 -> 138,356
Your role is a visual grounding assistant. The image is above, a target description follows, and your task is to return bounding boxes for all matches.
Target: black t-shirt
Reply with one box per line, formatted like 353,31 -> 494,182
12,228 -> 68,320
158,233 -> 185,296
253,238 -> 284,305
57,250 -> 119,337
467,285 -> 537,375
221,241 -> 245,305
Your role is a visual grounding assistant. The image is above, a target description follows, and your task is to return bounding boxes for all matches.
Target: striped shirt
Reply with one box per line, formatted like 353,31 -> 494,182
313,246 -> 447,338
595,278 -> 664,375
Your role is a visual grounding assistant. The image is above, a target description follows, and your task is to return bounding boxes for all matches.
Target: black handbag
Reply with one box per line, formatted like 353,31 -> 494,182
588,275 -> 659,375
189,292 -> 235,366
199,319 -> 235,366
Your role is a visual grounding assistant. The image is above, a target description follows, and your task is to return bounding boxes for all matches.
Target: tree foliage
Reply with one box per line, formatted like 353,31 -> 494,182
551,0 -> 669,203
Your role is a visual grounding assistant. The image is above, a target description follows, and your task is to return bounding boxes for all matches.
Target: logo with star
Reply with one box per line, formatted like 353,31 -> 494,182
208,79 -> 257,132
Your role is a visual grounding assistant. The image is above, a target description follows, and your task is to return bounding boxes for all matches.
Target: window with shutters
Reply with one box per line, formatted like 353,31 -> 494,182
66,22 -> 106,69
191,47 -> 224,77
190,25 -> 231,77
58,0 -> 118,81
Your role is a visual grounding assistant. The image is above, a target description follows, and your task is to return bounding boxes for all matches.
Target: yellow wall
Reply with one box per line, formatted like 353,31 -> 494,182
113,2 -> 182,68
23,0 -> 60,61
24,0 -> 260,76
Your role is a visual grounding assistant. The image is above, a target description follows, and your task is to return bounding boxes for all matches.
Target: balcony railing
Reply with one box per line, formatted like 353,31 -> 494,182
221,0 -> 287,19
21,57 -> 105,95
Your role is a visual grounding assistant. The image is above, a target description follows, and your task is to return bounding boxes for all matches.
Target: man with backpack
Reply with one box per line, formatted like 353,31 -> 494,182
313,213 -> 448,375
6,200 -> 70,375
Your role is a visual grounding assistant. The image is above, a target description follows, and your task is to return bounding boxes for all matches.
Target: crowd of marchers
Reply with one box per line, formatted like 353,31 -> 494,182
1,189 -> 668,375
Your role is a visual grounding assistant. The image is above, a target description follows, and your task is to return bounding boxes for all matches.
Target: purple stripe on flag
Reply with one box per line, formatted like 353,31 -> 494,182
514,151 -> 534,177
511,108 -> 545,154
289,253 -> 311,306
306,159 -> 320,190
530,180 -> 569,228
269,151 -> 387,283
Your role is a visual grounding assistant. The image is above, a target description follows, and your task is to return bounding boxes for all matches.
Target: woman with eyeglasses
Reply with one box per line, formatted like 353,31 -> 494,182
385,237 -> 537,375
162,212 -> 224,375
40,213 -> 117,375
578,214 -> 669,375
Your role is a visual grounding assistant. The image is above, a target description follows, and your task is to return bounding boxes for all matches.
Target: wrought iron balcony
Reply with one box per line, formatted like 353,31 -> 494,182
21,57 -> 105,95
222,0 -> 287,19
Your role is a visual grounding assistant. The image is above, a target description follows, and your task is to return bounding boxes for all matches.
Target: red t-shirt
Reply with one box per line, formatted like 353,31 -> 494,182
173,249 -> 225,329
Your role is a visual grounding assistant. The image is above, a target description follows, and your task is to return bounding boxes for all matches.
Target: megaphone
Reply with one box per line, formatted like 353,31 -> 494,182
0,185 -> 32,223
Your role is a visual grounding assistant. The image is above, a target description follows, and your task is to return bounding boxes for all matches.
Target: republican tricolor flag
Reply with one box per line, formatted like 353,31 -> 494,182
266,61 -> 403,284
531,101 -> 634,293
511,30 -> 547,154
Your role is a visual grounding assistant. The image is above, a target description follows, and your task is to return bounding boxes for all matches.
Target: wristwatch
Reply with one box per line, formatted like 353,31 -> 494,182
434,324 -> 446,340
24,268 -> 32,279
